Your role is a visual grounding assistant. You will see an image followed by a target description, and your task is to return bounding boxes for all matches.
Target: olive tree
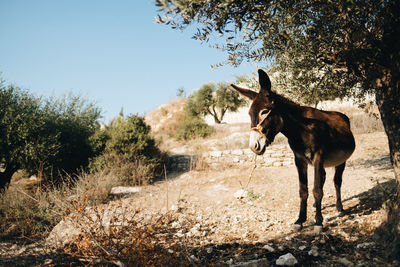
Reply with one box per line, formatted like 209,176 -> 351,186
156,0 -> 400,256
185,81 -> 247,123
0,82 -> 101,190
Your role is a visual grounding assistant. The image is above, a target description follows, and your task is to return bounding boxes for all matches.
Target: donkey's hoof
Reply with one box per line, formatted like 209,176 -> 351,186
314,225 -> 323,234
293,224 -> 302,231
338,211 -> 346,217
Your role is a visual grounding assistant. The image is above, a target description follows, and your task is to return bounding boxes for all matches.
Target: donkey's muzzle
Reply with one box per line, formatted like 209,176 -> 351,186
249,131 -> 268,155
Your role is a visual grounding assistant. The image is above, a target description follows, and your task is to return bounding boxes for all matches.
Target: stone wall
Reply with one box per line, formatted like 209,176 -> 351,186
202,143 -> 294,168
168,143 -> 295,172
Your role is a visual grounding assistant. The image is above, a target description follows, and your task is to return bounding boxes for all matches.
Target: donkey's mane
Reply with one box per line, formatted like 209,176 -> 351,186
271,91 -> 303,111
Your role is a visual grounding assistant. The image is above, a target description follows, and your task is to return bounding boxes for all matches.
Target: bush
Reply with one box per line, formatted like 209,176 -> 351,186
0,82 -> 101,189
174,117 -> 215,141
90,115 -> 166,185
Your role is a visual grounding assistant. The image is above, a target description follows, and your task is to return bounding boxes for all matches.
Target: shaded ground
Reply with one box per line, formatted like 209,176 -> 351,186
1,132 -> 399,266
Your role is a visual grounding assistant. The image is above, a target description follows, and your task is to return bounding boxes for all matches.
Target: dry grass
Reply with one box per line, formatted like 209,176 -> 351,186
61,204 -> 191,266
0,168 -> 124,239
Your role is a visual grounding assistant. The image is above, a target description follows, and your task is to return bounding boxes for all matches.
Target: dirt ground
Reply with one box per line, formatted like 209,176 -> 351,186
1,131 -> 399,266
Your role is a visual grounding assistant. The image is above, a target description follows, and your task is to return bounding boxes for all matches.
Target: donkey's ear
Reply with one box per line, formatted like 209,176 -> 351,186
258,69 -> 271,93
230,84 -> 257,100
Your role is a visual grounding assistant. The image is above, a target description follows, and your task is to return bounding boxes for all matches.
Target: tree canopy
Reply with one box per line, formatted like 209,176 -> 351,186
0,81 -> 101,190
156,0 -> 400,256
156,0 -> 398,99
185,81 -> 247,123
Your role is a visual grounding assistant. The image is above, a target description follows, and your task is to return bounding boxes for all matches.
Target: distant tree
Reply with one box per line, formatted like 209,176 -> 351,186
176,87 -> 186,98
185,81 -> 247,124
0,82 -> 101,191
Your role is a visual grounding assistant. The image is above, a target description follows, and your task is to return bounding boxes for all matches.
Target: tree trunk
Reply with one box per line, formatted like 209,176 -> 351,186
0,166 -> 17,192
375,79 -> 400,258
213,116 -> 221,124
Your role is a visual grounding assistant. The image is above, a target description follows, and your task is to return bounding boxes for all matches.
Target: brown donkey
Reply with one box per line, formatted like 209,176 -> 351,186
231,69 -> 355,232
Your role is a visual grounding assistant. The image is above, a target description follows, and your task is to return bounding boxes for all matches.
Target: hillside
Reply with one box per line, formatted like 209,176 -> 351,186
1,100 -> 396,266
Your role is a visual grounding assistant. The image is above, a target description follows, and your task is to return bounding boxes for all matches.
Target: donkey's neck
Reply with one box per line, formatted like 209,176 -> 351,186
274,94 -> 310,141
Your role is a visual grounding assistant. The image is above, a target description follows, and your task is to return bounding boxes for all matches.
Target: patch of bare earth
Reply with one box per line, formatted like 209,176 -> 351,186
1,132 -> 398,266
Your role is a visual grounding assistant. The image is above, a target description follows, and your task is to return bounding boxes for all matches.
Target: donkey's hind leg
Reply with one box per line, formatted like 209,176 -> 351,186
334,162 -> 346,216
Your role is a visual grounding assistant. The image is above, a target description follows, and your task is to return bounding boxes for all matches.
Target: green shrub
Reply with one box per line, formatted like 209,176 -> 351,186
174,117 -> 215,141
90,115 -> 165,185
0,82 -> 101,189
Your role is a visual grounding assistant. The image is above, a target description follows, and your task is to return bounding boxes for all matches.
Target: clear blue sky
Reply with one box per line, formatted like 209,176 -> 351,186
0,0 -> 257,123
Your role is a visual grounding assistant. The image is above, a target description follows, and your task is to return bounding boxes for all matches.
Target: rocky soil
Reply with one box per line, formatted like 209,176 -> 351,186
1,131 -> 399,266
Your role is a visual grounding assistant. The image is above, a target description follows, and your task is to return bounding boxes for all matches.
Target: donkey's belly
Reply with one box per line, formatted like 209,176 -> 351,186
323,149 -> 354,167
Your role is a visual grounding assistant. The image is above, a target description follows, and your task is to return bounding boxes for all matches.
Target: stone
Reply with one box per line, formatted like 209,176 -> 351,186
170,205 -> 179,212
109,186 -> 141,196
338,257 -> 354,267
232,258 -> 269,267
232,149 -> 244,155
190,255 -> 199,262
210,151 -> 223,158
263,158 -> 278,166
276,253 -> 298,266
273,161 -> 283,167
263,244 -> 275,252
308,246 -> 319,257
299,245 -> 307,251
356,242 -> 375,249
234,189 -> 247,199
282,160 -> 293,166
171,221 -> 180,228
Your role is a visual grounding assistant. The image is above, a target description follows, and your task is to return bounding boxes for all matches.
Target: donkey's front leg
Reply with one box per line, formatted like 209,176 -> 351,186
313,153 -> 326,232
294,156 -> 308,231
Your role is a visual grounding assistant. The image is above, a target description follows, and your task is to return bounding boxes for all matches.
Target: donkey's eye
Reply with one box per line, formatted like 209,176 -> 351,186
259,109 -> 270,117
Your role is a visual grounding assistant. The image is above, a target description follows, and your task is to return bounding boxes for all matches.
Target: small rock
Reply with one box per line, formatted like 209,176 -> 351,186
109,186 -> 141,196
232,258 -> 269,267
234,189 -> 247,199
226,258 -> 234,265
356,242 -> 374,249
276,253 -> 298,266
232,149 -> 244,155
308,246 -> 319,257
338,257 -> 354,267
299,245 -> 307,251
206,247 -> 213,254
44,259 -> 53,265
170,205 -> 179,212
210,151 -> 223,158
190,255 -> 199,262
168,249 -> 174,254
263,244 -> 275,252
171,221 -> 180,228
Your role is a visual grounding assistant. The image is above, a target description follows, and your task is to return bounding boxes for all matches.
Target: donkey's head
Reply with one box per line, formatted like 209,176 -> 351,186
231,69 -> 283,155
